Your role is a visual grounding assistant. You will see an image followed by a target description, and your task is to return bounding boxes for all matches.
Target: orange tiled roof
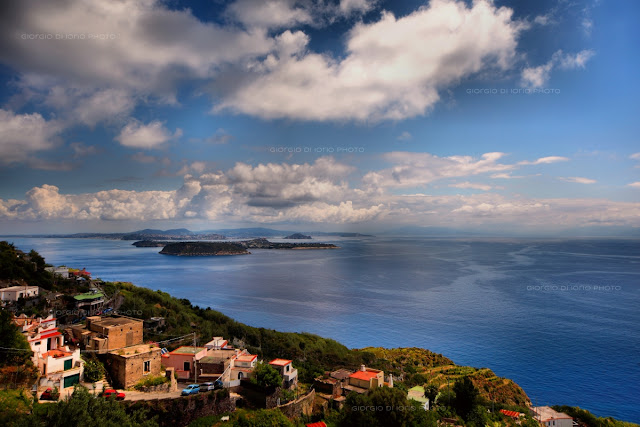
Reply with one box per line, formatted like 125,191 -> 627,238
349,370 -> 379,381
269,358 -> 292,366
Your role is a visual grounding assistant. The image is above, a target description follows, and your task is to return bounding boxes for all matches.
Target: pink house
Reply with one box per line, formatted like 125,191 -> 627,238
161,346 -> 207,380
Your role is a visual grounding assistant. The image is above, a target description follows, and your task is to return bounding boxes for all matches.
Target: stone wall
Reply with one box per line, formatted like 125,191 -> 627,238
125,390 -> 234,427
277,389 -> 315,419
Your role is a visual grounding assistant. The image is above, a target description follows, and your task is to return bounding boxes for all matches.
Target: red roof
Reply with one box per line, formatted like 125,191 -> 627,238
306,423 -> 327,427
500,409 -> 520,418
349,370 -> 379,381
269,358 -> 292,366
29,330 -> 61,342
236,354 -> 257,362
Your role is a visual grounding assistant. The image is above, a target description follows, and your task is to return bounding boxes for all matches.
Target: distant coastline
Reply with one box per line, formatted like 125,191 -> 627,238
157,238 -> 339,256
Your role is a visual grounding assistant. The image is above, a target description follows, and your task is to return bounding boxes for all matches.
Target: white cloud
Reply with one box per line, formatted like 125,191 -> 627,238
225,0 -> 314,30
560,176 -> 597,184
449,182 -> 493,191
521,49 -> 595,88
555,49 -> 595,70
216,0 -> 522,121
363,151 -> 514,188
396,131 -> 412,141
340,0 -> 376,15
0,0 -> 274,96
224,0 -> 377,30
627,182 -> 640,188
490,173 -> 525,179
629,153 -> 640,160
0,109 -> 62,164
115,120 -> 181,149
518,156 -> 569,165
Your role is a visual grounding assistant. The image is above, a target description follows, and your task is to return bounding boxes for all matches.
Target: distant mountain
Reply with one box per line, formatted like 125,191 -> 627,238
202,227 -> 297,238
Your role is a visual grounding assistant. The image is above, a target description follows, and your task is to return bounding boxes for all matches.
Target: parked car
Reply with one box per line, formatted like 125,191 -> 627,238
40,388 -> 55,400
181,384 -> 200,396
199,380 -> 223,392
101,389 -> 125,400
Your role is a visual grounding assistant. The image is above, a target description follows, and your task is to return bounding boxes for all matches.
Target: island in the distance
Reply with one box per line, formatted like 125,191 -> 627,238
155,238 -> 338,256
283,232 -> 312,239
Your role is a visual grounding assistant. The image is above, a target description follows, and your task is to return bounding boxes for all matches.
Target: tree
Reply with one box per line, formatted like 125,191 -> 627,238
452,376 -> 479,421
424,384 -> 439,405
0,310 -> 33,367
339,387 -> 437,427
36,385 -> 157,427
251,362 -> 282,389
81,355 -> 105,383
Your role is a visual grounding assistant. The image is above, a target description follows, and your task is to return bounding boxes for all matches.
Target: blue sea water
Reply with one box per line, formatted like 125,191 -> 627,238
3,236 -> 639,422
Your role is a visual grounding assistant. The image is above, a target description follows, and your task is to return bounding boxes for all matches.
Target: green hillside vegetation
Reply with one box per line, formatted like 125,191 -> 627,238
552,406 -> 640,427
359,348 -> 530,409
0,242 -> 52,288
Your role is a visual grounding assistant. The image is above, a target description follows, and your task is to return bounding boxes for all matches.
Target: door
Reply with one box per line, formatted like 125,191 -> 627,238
63,374 -> 80,388
126,331 -> 133,346
64,359 -> 72,370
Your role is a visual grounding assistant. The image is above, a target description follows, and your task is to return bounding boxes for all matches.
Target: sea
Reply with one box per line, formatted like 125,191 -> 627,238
3,236 -> 639,422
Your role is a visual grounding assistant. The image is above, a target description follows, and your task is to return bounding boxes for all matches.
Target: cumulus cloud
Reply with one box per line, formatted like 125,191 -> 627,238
0,0 -> 273,94
521,49 -> 595,88
224,0 -> 377,30
0,109 -> 62,164
216,0 -> 522,121
363,151 -> 514,188
115,120 -> 182,149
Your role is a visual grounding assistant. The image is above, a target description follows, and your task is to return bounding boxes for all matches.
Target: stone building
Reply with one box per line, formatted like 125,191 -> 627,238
106,343 -> 162,389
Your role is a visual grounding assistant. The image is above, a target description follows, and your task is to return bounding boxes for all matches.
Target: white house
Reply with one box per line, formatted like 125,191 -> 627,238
38,347 -> 84,389
231,353 -> 257,380
269,358 -> 298,388
1,285 -> 39,301
531,406 -> 573,427
13,314 -> 64,356
45,266 -> 69,279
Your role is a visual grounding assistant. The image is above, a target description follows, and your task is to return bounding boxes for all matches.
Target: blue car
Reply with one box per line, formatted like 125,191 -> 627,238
181,384 -> 200,396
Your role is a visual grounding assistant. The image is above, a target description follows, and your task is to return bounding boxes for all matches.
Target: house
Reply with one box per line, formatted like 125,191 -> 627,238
500,409 -> 523,420
45,266 -> 69,279
68,268 -> 91,279
531,406 -> 573,427
106,344 -> 163,389
408,385 -> 429,410
161,346 -> 208,380
231,353 -> 257,381
1,285 -> 39,302
268,358 -> 298,389
73,291 -> 104,315
345,365 -> 385,393
37,347 -> 84,389
314,375 -> 341,398
13,314 -> 64,356
71,315 -> 143,353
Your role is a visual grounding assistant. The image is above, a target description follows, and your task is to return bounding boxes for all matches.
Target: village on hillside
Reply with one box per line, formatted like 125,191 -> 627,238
1,246 -> 584,427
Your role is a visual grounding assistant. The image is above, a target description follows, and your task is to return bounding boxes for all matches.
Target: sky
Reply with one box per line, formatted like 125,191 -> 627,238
0,0 -> 638,235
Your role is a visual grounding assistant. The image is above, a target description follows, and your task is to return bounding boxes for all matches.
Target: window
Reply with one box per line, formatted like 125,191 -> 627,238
183,361 -> 190,371
35,342 -> 41,346
64,359 -> 72,370
143,360 -> 150,374
286,365 -> 290,372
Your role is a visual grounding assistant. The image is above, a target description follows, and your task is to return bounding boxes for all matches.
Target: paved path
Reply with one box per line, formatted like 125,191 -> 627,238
124,389 -> 183,401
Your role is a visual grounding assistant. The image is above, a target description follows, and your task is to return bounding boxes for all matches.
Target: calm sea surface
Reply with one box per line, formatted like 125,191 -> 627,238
3,236 -> 639,422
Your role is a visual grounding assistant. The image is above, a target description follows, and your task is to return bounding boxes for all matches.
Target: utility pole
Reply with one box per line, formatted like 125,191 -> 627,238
193,332 -> 198,384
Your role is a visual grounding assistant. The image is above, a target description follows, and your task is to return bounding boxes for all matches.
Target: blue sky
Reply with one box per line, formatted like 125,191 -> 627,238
0,0 -> 638,234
